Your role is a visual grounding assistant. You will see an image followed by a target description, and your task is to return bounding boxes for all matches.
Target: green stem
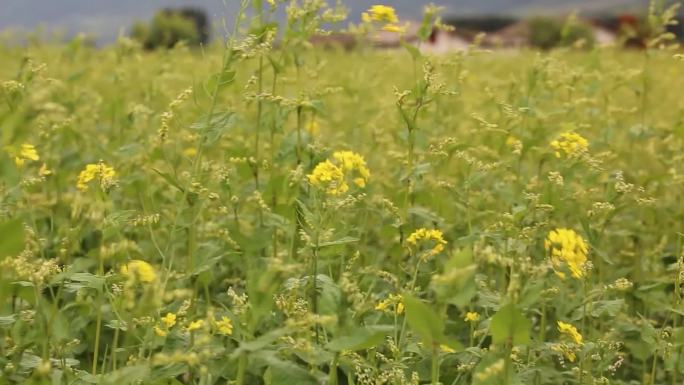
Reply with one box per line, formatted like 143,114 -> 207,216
650,349 -> 658,385
328,354 -> 339,385
398,260 -> 422,347
504,341 -> 512,385
92,255 -> 104,375
254,53 -> 264,192
296,105 -> 303,165
236,352 -> 248,385
431,344 -> 440,385
110,326 -> 120,371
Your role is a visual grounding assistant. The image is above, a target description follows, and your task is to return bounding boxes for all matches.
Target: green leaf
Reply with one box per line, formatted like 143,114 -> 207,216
314,274 -> 341,315
403,294 -> 444,345
0,219 -> 24,260
66,272 -> 105,292
401,41 -> 421,60
590,299 -> 624,318
152,168 -> 184,193
490,303 -> 530,346
205,69 -> 236,95
318,236 -> 359,248
232,328 -> 291,358
191,111 -> 237,145
101,365 -> 150,385
0,314 -> 16,326
255,351 -> 319,385
418,13 -> 434,42
326,325 -> 394,352
432,248 -> 477,307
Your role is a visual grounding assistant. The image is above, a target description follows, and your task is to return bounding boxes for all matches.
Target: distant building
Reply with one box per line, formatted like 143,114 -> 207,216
308,33 -> 357,50
484,21 -> 530,48
590,24 -> 617,46
369,21 -> 422,48
421,29 -> 470,53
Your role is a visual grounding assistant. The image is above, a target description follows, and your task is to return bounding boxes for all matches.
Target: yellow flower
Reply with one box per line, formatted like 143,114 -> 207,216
120,260 -> 157,283
506,136 -> 523,154
406,228 -> 447,260
161,313 -> 177,328
154,326 -> 168,337
39,163 -> 52,177
366,5 -> 398,23
77,161 -> 116,191
557,321 -> 583,345
440,344 -> 456,354
11,143 -> 40,168
550,132 -> 589,158
307,119 -> 320,136
545,228 -> 588,279
375,294 -> 404,315
308,151 -> 371,195
214,316 -> 233,336
362,12 -> 371,23
307,160 -> 348,195
382,23 -> 406,33
464,312 -> 480,322
551,343 -> 577,362
332,150 -> 370,187
186,319 -> 204,332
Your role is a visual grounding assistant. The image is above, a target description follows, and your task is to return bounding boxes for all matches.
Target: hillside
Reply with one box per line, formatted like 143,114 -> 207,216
0,0 -> 652,43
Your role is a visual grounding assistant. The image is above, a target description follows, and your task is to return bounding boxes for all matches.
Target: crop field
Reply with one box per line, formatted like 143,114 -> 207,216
2,2 -> 684,385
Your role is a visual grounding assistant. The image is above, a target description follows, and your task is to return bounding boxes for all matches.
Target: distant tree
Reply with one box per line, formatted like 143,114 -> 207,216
442,16 -> 517,34
131,7 -> 209,50
528,16 -> 595,50
528,17 -> 562,50
560,15 -> 595,49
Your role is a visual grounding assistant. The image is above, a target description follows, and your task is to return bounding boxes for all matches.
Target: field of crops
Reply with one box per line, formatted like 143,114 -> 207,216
3,2 -> 684,385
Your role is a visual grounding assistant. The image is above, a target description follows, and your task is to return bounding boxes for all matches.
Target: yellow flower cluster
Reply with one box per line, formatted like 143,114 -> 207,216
557,321 -> 583,345
77,162 -> 116,191
186,319 -> 204,332
11,143 -> 40,167
545,228 -> 588,279
464,311 -> 480,322
375,293 -> 404,314
553,321 -> 584,362
552,343 -> 577,362
154,312 -> 178,337
308,160 -> 348,195
550,132 -> 589,158
406,228 -> 447,260
332,150 -> 371,188
363,5 -> 398,23
362,5 -> 405,33
213,316 -> 233,336
120,260 -> 157,283
307,151 -> 370,195
162,312 -> 177,328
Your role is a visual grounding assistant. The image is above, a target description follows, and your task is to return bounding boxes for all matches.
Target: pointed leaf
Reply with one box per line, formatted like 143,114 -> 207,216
403,294 -> 444,345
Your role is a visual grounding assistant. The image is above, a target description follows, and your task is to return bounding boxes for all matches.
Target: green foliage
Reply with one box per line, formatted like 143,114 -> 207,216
528,16 -> 595,49
528,17 -> 563,50
403,294 -> 445,346
490,304 -> 531,346
131,10 -> 202,49
0,219 -> 24,260
1,1 -> 684,384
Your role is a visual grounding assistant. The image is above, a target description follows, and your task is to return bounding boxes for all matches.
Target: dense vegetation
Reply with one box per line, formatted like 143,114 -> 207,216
2,1 -> 684,384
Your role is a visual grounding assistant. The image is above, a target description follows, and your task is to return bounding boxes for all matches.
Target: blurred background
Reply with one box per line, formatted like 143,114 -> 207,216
0,0 -> 678,50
